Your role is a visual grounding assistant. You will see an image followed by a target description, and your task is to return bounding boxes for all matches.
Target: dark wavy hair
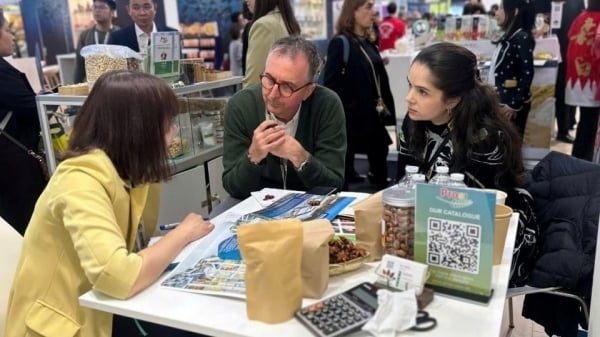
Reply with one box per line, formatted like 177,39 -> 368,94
405,42 -> 525,189
63,71 -> 179,185
498,0 -> 535,40
334,0 -> 376,42
253,0 -> 300,35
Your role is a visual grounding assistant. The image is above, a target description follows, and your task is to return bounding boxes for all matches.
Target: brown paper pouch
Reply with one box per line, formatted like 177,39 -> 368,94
302,219 -> 334,299
353,191 -> 384,261
237,219 -> 303,323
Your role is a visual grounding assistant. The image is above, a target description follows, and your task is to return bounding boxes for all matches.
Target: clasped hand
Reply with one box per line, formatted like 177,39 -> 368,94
248,120 -> 306,167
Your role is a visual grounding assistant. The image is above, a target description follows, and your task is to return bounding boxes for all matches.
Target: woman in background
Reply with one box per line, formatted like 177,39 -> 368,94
397,43 -> 538,286
4,71 -> 214,337
243,0 -> 300,87
324,0 -> 395,190
490,0 -> 535,137
564,0 -> 600,161
0,10 -> 46,235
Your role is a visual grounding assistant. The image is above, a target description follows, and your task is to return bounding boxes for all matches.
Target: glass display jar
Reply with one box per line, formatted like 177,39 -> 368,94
382,186 -> 416,259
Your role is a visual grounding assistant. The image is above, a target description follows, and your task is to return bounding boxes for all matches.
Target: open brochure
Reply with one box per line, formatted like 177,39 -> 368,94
160,189 -> 357,298
161,257 -> 246,299
234,192 -> 356,228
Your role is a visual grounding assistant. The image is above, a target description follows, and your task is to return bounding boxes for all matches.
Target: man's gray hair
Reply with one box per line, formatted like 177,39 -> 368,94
269,36 -> 323,82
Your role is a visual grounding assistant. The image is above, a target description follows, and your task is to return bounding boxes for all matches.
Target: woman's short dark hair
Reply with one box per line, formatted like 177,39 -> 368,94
63,71 -> 179,185
408,42 -> 525,189
499,0 -> 535,38
253,0 -> 300,35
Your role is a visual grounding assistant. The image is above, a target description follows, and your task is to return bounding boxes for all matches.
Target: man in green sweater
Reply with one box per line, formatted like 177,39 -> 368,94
218,36 -> 346,213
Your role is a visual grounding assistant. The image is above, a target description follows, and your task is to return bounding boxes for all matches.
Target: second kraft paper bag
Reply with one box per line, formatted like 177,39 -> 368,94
237,219 -> 303,323
302,219 -> 334,298
353,191 -> 384,261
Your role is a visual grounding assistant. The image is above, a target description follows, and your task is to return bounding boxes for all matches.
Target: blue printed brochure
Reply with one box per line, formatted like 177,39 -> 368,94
414,184 -> 496,303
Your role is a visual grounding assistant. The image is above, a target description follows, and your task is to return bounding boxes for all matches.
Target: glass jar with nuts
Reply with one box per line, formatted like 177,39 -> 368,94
382,186 -> 416,260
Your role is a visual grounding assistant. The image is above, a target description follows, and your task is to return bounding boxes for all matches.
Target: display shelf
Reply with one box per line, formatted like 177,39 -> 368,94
36,77 -> 241,212
36,76 -> 241,174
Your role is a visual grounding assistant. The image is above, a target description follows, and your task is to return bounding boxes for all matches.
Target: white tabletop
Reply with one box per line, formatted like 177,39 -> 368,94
80,191 -> 519,337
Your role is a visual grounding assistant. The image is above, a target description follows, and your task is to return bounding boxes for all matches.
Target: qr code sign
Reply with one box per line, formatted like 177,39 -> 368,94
426,217 -> 481,274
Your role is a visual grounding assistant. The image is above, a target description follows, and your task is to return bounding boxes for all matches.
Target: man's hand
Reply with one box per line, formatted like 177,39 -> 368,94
270,134 -> 309,169
247,120 -> 286,164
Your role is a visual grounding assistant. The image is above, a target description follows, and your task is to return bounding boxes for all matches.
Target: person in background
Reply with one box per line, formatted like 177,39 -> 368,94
463,2 -> 486,15
3,71 -> 214,337
108,0 -> 177,56
564,0 -> 600,161
489,3 -> 499,17
397,42 -> 538,286
490,0 -> 535,138
243,0 -> 300,87
0,10 -> 46,236
378,2 -> 406,52
241,0 -> 254,75
229,26 -> 243,78
215,36 -> 345,215
222,10 -> 243,70
547,0 -> 585,143
74,0 -> 119,83
324,0 -> 396,190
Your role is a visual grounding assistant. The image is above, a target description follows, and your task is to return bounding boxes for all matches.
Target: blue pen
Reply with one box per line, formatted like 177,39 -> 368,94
159,217 -> 210,231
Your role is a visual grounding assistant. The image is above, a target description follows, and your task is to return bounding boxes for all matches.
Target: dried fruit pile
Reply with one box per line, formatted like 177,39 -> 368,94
328,237 -> 368,264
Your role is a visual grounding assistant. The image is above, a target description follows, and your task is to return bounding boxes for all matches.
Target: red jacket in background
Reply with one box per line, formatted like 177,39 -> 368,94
378,16 -> 406,51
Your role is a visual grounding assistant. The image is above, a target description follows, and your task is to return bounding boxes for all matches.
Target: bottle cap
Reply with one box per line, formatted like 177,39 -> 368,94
435,165 -> 449,173
383,186 -> 416,207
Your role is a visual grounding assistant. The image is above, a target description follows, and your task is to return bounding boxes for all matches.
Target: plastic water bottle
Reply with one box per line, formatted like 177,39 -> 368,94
429,165 -> 450,185
448,173 -> 467,187
408,173 -> 427,190
398,165 -> 419,187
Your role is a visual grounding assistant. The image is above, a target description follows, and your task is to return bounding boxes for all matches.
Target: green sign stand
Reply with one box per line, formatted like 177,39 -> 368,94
150,31 -> 181,83
414,184 -> 496,303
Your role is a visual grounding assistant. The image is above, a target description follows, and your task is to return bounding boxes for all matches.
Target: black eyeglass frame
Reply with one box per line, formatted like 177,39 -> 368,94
259,72 -> 313,97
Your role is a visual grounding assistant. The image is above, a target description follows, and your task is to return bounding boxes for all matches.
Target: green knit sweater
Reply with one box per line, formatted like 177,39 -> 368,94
222,84 -> 347,198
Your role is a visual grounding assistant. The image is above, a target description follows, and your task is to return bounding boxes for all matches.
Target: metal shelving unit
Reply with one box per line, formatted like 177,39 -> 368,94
36,76 -> 241,212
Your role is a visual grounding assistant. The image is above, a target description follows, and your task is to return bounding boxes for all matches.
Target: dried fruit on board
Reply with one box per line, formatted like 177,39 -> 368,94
329,236 -> 368,264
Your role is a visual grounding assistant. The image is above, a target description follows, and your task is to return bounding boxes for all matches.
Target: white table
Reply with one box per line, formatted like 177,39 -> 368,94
80,191 -> 519,337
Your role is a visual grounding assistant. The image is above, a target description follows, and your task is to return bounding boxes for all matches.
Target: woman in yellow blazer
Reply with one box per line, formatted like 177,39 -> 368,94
243,0 -> 300,87
3,71 -> 214,337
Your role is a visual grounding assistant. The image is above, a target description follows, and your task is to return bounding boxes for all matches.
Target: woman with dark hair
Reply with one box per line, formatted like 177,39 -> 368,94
489,0 -> 536,137
243,0 -> 301,87
241,0 -> 253,75
0,10 -> 46,235
4,71 -> 214,337
323,0 -> 396,190
398,42 -> 538,286
564,0 -> 600,161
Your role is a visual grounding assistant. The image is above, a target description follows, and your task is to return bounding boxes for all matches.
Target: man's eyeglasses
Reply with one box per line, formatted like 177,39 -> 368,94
260,73 -> 313,98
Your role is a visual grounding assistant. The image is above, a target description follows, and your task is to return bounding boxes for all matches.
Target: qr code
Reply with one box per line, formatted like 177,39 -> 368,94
426,217 -> 481,274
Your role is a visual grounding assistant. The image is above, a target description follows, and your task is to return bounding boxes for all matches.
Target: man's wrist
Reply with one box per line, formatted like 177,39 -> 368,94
247,151 -> 262,165
294,153 -> 310,172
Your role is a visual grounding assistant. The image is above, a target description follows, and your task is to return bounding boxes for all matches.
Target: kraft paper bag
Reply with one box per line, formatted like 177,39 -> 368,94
237,219 -> 303,323
354,191 -> 384,261
302,219 -> 334,299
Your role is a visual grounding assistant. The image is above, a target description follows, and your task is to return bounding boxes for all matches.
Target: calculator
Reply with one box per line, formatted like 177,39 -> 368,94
295,282 -> 379,337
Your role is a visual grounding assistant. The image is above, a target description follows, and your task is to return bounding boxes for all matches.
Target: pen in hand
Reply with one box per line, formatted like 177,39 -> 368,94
160,217 -> 210,231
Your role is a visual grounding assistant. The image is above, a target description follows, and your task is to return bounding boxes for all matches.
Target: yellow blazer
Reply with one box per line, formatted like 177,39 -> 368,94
243,8 -> 290,88
4,149 -> 160,337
